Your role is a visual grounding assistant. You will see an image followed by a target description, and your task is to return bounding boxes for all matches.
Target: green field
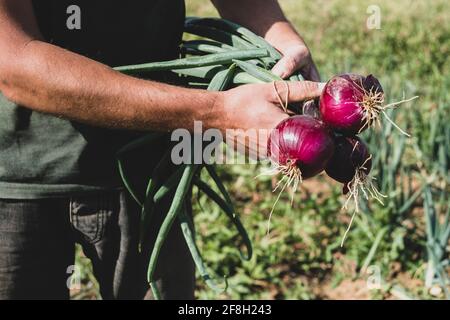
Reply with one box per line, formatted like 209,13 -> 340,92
73,0 -> 449,300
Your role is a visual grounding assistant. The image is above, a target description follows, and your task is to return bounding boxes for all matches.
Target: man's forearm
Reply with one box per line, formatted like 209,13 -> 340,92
0,40 -> 220,132
211,0 -> 303,53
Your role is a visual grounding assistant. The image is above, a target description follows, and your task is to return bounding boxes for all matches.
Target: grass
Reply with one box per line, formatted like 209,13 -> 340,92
73,0 -> 449,300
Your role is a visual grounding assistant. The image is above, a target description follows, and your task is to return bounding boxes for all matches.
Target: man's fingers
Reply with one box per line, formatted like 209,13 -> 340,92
271,56 -> 299,79
287,81 -> 325,102
270,81 -> 326,103
272,55 -> 322,82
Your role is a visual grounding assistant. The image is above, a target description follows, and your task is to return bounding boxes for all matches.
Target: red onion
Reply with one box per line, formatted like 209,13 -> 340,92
319,74 -> 383,135
325,135 -> 386,246
319,74 -> 415,136
325,135 -> 385,212
268,115 -> 335,182
325,136 -> 372,193
264,115 -> 335,234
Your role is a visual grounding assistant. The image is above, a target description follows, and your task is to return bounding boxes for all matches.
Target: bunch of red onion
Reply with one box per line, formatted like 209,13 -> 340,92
267,74 -> 385,189
266,74 -> 410,239
266,74 -> 417,218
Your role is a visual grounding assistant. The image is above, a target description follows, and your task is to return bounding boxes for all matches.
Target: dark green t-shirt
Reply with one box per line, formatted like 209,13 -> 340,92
0,0 -> 185,199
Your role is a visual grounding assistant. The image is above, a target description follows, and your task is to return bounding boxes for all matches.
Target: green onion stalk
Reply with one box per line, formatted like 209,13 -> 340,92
115,17 -> 304,299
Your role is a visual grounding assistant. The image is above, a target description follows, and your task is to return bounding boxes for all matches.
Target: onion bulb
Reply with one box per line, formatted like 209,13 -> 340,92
320,73 -> 417,136
325,136 -> 385,212
325,136 -> 386,245
267,115 -> 335,189
264,115 -> 335,233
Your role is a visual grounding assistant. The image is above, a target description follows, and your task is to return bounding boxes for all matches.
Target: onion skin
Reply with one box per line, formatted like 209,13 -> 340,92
302,99 -> 321,119
319,74 -> 384,135
268,115 -> 335,179
325,136 -> 372,189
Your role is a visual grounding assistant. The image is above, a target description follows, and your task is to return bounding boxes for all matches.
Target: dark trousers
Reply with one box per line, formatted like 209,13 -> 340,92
0,191 -> 195,300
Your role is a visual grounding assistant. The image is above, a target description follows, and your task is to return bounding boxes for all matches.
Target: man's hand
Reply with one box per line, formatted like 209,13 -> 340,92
271,42 -> 321,82
209,81 -> 325,158
212,0 -> 321,81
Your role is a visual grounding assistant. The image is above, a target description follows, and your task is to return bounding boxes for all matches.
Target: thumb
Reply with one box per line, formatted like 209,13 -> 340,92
271,56 -> 298,79
271,81 -> 326,103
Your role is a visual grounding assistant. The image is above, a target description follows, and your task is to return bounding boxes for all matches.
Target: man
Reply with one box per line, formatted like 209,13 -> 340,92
0,0 -> 323,299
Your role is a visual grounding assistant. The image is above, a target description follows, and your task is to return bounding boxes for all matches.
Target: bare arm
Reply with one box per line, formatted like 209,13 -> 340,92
0,0 -> 219,132
212,0 -> 320,81
0,0 -> 323,154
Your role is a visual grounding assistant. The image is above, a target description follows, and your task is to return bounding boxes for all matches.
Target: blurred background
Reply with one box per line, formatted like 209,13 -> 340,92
73,0 -> 449,300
